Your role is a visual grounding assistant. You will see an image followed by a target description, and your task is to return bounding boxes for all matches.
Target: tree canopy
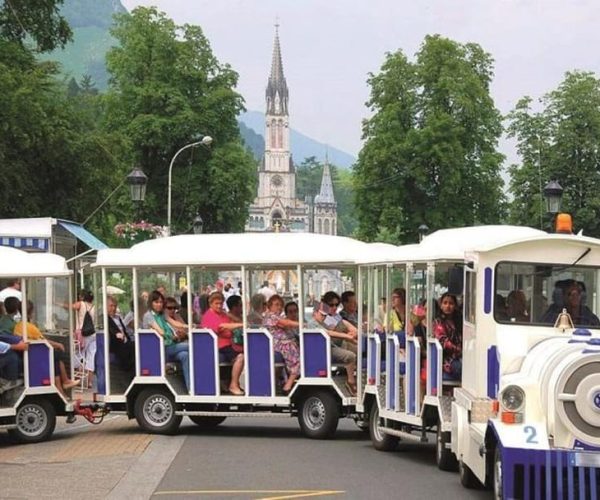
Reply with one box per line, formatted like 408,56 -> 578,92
104,7 -> 256,234
507,71 -> 600,236
353,35 -> 506,243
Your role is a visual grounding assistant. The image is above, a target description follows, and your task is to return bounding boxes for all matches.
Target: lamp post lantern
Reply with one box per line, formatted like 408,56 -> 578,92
167,135 -> 213,236
418,224 -> 429,242
192,215 -> 204,234
543,180 -> 563,215
126,167 -> 148,202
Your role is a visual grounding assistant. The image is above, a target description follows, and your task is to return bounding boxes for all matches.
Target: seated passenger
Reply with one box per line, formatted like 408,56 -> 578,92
0,296 -> 19,333
14,300 -> 79,395
107,296 -> 135,374
263,295 -> 300,394
200,292 -> 244,395
312,291 -> 358,395
142,290 -> 190,391
226,295 -> 244,353
247,293 -> 266,327
433,293 -> 462,381
506,290 -> 529,323
284,301 -> 299,338
165,297 -> 187,340
0,337 -> 27,382
541,279 -> 600,327
340,291 -> 358,327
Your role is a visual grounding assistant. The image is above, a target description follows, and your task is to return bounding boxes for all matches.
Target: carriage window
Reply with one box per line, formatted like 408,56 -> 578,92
495,262 -> 600,328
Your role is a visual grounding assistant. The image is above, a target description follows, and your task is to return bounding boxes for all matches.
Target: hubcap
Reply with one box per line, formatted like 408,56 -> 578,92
17,404 -> 47,437
303,397 -> 326,431
371,406 -> 384,442
143,394 -> 173,427
436,429 -> 443,462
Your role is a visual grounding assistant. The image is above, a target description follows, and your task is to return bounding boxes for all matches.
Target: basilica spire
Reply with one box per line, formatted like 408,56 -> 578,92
266,23 -> 289,116
315,154 -> 336,205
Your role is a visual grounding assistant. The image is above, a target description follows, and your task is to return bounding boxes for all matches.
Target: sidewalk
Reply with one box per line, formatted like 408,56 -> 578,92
0,412 -> 159,499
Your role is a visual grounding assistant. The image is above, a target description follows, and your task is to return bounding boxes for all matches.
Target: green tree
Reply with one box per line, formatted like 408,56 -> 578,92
508,71 -> 600,236
104,7 -> 256,234
353,35 -> 506,243
0,0 -> 72,51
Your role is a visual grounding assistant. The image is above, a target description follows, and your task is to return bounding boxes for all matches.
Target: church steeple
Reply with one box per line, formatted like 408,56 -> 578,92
315,154 -> 336,205
266,23 -> 288,116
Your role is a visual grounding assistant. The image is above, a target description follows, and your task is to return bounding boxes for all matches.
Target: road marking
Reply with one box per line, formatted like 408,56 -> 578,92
153,490 -> 345,498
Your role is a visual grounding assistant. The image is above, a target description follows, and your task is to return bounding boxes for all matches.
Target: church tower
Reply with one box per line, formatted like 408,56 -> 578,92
314,155 -> 337,235
246,25 -> 309,232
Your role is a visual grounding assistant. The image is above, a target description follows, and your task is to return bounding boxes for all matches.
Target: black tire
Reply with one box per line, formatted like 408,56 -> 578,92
459,457 -> 481,489
369,403 -> 399,451
134,387 -> 182,435
298,390 -> 339,439
8,399 -> 56,444
189,416 -> 226,428
436,426 -> 458,471
491,447 -> 503,500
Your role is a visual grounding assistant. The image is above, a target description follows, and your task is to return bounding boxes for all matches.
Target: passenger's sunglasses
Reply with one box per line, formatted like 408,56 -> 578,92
328,302 -> 339,308
166,306 -> 178,311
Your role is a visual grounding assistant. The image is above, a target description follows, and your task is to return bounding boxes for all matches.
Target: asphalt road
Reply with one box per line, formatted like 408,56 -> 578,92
153,417 -> 491,500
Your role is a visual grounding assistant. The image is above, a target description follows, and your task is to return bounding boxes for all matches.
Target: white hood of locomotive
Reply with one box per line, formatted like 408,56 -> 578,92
503,332 -> 600,449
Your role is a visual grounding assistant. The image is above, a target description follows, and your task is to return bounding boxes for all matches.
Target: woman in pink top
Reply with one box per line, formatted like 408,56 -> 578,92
201,292 -> 244,395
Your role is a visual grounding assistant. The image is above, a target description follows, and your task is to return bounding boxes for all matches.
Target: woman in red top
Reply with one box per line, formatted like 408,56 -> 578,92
201,292 -> 245,395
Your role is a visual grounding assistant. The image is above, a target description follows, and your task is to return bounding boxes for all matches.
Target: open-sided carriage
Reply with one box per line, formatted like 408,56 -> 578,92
91,233 -> 392,438
0,246 -> 75,443
360,225 -> 600,499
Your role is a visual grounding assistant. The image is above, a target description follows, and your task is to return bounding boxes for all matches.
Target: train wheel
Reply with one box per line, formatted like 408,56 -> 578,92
134,388 -> 182,435
298,390 -> 339,439
189,416 -> 226,428
436,426 -> 458,471
369,403 -> 399,451
9,399 -> 56,444
492,447 -> 503,500
459,457 -> 481,489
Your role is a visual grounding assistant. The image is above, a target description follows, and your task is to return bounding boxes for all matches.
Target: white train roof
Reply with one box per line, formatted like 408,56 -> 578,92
95,233 -> 396,268
358,225 -> 600,264
0,246 -> 71,277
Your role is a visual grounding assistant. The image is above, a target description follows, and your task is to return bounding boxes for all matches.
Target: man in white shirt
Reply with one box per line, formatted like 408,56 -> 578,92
258,281 -> 275,301
0,279 -> 22,303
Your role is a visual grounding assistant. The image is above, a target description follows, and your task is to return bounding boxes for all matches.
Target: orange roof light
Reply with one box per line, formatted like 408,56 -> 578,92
555,213 -> 572,234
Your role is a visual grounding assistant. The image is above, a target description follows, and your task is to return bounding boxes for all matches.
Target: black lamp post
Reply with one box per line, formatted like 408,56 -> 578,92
543,180 -> 564,232
127,167 -> 148,202
193,215 -> 204,234
418,224 -> 429,242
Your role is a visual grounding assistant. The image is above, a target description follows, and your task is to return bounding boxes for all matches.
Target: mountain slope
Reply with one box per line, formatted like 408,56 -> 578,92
40,0 -> 127,88
240,110 -> 356,169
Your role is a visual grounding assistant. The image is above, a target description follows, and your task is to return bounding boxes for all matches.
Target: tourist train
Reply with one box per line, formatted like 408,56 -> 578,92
1,226 -> 600,498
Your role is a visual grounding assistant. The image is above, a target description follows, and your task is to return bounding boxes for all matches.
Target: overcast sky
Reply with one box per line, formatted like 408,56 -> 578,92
122,0 -> 600,163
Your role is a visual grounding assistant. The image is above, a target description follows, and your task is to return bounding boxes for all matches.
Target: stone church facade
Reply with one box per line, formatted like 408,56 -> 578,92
245,27 -> 337,235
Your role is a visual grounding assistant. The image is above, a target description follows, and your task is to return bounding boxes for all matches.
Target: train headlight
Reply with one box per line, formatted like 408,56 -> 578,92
500,385 -> 525,412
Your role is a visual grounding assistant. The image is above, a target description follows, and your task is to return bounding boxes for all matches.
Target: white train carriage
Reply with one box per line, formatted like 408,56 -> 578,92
0,246 -> 75,442
91,232 -> 393,438
360,225 -> 600,499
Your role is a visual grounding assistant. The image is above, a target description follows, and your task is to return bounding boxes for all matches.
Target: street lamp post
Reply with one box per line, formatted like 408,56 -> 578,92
192,215 -> 204,234
543,180 -> 564,232
167,135 -> 213,236
418,224 -> 429,242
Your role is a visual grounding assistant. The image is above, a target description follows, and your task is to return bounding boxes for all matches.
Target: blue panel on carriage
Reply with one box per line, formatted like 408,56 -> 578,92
303,331 -> 328,377
139,332 -> 162,377
28,343 -> 51,387
247,331 -> 272,396
368,337 -> 377,382
429,342 -> 438,395
487,345 -> 499,398
387,338 -> 396,409
96,332 -> 106,395
484,266 -> 493,314
274,351 -> 284,364
408,340 -> 416,414
192,331 -> 217,395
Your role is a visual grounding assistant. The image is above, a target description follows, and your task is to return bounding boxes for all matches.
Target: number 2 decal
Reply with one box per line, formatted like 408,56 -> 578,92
524,425 -> 538,444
